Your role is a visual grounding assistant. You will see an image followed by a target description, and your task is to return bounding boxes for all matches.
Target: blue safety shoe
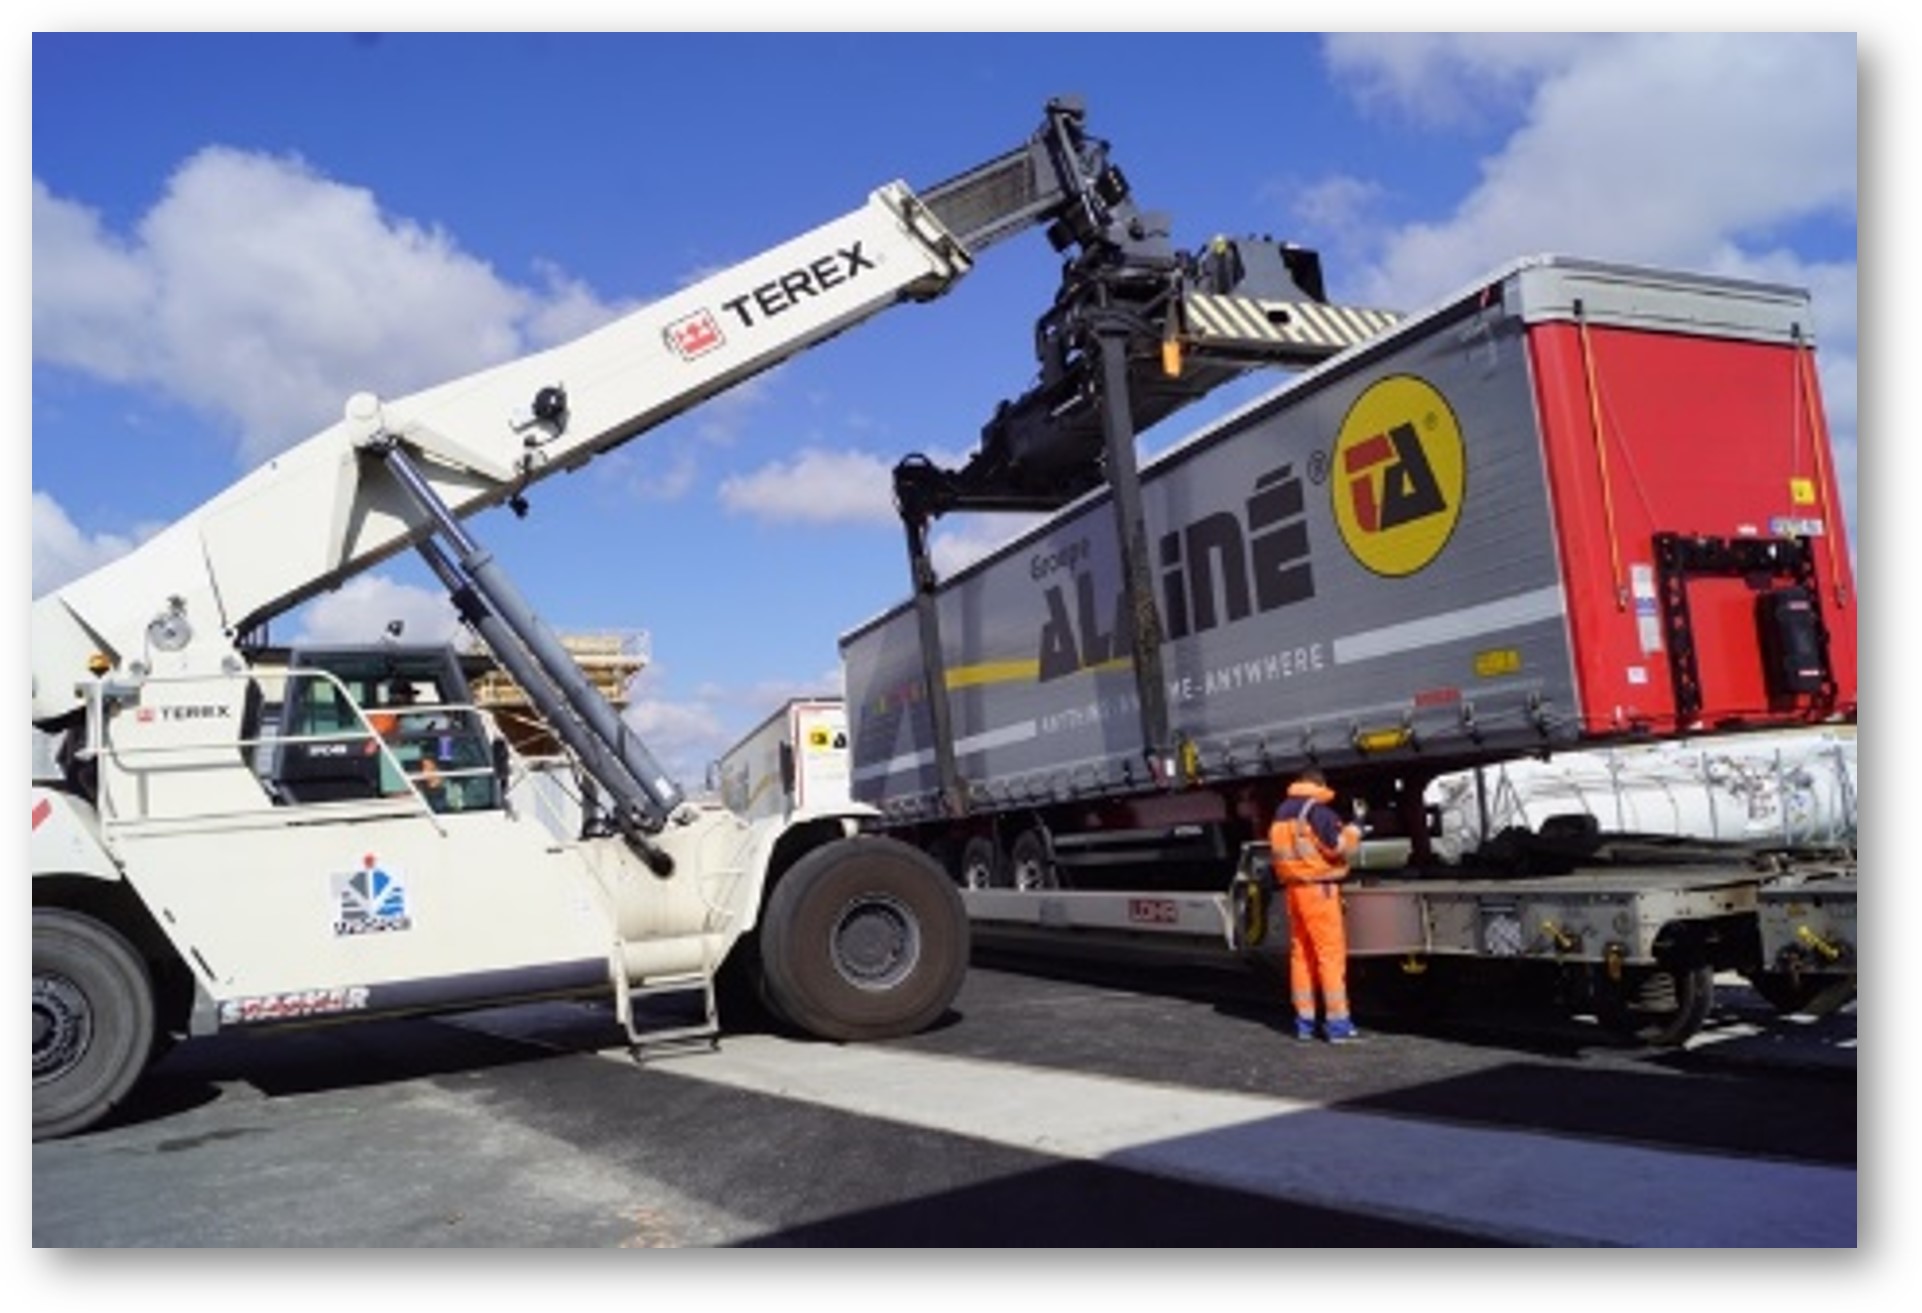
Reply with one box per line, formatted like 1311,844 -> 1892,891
1324,1017 -> 1360,1044
1294,1016 -> 1318,1042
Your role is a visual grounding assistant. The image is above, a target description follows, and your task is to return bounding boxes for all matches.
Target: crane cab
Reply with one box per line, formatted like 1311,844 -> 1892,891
269,645 -> 503,813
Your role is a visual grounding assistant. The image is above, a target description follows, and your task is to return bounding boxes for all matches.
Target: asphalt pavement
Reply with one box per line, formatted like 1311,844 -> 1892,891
30,955 -> 1857,1250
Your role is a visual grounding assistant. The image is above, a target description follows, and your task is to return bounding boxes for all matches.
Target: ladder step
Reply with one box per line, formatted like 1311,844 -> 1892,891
621,970 -> 719,1059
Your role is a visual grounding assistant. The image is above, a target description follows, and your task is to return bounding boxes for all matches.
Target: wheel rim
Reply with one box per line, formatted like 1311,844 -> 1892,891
830,893 -> 922,991
1012,848 -> 1051,891
33,969 -> 94,1085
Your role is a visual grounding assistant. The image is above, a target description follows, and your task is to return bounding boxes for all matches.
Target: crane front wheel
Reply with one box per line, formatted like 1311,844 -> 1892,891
760,836 -> 969,1042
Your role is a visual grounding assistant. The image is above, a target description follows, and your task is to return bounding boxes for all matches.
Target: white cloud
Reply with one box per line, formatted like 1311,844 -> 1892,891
1323,34 -> 1856,311
32,147 -> 624,466
522,259 -> 633,348
32,491 -> 140,597
929,513 -> 1045,579
589,372 -> 778,506
620,445 -> 703,503
1312,33 -> 1859,556
717,440 -> 996,528
285,575 -> 462,648
1323,33 -> 1591,130
686,373 -> 776,449
616,662 -> 850,790
30,181 -> 158,384
621,663 -> 733,787
1276,173 -> 1388,264
717,447 -> 897,524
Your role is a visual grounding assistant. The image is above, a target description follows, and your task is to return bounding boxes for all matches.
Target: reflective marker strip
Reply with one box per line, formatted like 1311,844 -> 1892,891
1333,585 -> 1567,665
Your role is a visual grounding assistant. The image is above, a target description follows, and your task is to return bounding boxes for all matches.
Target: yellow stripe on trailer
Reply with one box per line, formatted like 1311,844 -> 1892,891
943,654 -> 1132,690
944,659 -> 1040,689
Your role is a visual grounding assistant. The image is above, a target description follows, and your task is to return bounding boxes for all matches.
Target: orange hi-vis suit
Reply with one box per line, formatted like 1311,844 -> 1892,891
1269,780 -> 1362,1031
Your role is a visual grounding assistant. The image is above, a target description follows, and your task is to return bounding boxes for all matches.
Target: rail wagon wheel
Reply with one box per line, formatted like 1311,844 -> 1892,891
1743,969 -> 1856,1017
34,909 -> 156,1141
760,836 -> 970,1042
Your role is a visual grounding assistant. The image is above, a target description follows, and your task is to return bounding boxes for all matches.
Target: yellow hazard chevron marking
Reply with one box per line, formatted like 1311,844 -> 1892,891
1184,295 -> 1400,350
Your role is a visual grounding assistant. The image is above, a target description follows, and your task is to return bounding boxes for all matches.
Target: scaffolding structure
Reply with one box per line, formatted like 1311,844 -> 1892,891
464,630 -> 651,758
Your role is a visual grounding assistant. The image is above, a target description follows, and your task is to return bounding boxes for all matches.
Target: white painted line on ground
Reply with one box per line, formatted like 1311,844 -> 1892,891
643,1035 -> 1856,1247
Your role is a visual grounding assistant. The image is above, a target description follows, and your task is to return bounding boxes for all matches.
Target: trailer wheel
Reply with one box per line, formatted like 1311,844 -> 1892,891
1008,829 -> 1061,891
33,909 -> 156,1141
760,836 -> 969,1042
1595,964 -> 1714,1047
959,835 -> 1004,889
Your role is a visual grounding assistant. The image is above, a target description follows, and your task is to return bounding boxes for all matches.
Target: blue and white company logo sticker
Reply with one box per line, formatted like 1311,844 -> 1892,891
333,853 -> 412,936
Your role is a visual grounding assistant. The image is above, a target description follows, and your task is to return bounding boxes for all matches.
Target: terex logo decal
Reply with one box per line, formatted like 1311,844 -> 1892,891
134,704 -> 233,724
1331,375 -> 1465,577
664,309 -> 725,360
721,242 -> 876,330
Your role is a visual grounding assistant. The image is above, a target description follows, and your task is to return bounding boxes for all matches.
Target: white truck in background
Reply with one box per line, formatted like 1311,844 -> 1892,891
713,699 -> 855,826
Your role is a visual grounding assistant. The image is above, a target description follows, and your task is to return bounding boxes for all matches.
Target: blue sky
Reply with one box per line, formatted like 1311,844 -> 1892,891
30,31 -> 1866,786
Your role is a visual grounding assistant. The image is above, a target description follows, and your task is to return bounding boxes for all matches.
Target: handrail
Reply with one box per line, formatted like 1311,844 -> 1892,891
87,665 -> 503,832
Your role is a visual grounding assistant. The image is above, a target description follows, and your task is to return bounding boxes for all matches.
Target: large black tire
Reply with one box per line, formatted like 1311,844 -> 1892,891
1595,963 -> 1715,1047
760,836 -> 969,1042
34,909 -> 156,1141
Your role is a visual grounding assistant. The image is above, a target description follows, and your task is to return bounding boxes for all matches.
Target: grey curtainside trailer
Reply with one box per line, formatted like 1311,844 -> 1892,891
838,253 -> 1858,1043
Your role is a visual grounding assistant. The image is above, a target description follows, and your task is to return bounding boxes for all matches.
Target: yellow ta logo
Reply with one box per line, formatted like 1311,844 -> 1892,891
1330,375 -> 1465,577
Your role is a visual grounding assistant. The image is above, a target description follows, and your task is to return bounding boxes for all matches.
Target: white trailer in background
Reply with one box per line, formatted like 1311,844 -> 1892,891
714,699 -> 857,826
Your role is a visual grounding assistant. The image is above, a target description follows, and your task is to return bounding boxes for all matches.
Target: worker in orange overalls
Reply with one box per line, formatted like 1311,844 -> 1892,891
365,678 -> 442,798
1270,769 -> 1364,1043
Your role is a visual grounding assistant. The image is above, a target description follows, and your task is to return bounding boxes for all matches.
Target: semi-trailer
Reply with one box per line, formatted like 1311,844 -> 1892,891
829,253 -> 1858,1042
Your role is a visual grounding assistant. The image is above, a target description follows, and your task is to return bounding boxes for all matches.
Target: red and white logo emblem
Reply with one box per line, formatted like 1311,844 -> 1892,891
664,309 -> 725,361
